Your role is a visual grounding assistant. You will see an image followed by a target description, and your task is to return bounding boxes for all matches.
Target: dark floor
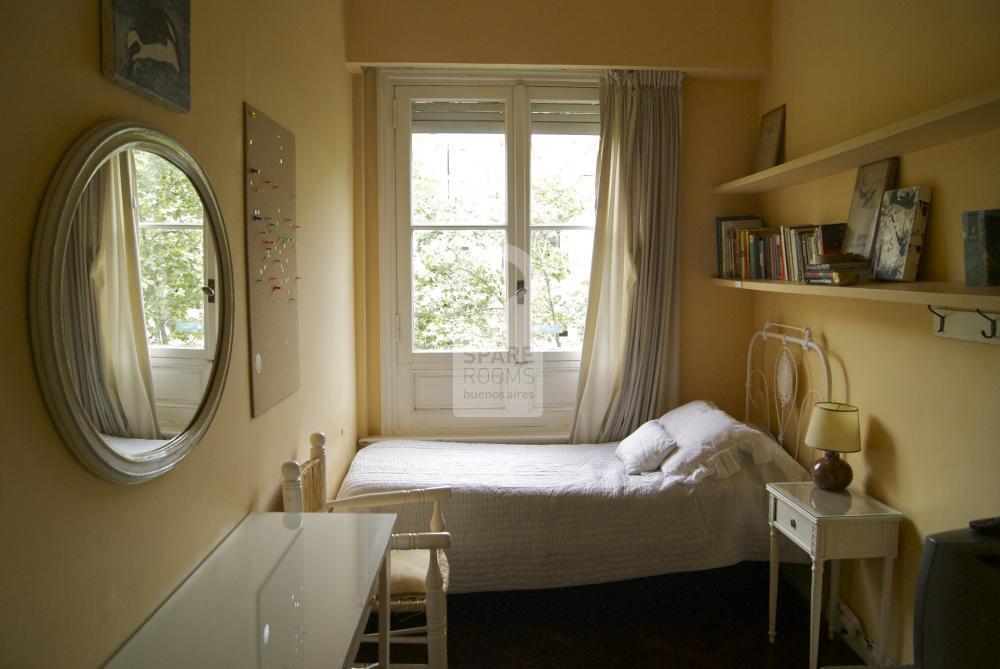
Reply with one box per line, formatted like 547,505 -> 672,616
359,562 -> 862,668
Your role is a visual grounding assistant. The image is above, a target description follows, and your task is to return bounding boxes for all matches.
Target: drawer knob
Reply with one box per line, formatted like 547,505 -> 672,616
790,518 -> 797,529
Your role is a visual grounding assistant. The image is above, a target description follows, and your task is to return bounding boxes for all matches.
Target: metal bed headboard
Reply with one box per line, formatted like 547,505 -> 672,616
745,322 -> 830,459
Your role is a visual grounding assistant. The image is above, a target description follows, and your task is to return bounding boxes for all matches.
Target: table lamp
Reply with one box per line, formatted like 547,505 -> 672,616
804,402 -> 861,491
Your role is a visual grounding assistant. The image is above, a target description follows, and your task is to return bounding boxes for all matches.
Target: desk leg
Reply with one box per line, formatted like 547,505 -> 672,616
768,522 -> 778,644
809,557 -> 824,669
379,550 -> 390,669
827,560 -> 840,640
878,556 -> 894,667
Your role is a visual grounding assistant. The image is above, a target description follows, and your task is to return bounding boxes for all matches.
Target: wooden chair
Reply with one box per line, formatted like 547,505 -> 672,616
282,433 -> 450,669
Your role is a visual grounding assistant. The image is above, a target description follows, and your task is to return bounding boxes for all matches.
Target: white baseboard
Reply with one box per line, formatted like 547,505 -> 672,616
836,600 -> 897,667
780,564 -> 898,667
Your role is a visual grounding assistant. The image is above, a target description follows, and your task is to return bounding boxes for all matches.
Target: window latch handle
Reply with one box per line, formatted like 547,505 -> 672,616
202,279 -> 216,303
514,279 -> 526,304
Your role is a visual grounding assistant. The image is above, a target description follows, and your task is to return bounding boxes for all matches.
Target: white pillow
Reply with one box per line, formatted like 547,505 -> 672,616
657,400 -> 717,436
659,407 -> 766,484
615,421 -> 677,474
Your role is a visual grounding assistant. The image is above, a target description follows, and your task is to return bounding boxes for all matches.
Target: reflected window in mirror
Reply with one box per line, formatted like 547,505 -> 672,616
133,151 -> 216,436
135,150 -> 208,349
63,149 -> 216,451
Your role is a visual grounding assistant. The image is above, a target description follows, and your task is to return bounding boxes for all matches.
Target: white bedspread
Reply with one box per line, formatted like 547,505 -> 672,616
338,437 -> 808,593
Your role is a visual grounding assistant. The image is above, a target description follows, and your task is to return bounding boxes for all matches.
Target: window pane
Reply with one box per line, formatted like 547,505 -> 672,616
134,150 -> 204,226
530,126 -> 598,352
138,228 -> 205,348
134,150 -> 206,349
413,229 -> 507,352
411,128 -> 506,227
530,229 -> 593,351
530,133 -> 599,228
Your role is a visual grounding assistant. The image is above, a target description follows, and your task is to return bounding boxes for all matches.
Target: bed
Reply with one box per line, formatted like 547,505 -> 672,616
337,323 -> 830,593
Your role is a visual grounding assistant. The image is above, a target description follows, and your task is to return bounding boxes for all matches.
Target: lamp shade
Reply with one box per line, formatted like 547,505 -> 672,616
804,402 -> 861,453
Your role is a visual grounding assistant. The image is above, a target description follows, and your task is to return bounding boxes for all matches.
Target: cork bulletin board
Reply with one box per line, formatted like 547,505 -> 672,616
244,103 -> 300,416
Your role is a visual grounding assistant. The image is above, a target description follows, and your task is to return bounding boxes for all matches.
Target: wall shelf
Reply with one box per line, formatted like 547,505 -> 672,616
709,278 -> 1000,311
714,86 -> 1000,194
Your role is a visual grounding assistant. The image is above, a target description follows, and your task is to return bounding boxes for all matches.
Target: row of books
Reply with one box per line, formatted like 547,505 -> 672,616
715,217 -> 869,285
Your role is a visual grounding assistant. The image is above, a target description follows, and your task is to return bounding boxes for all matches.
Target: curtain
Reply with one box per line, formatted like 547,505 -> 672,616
90,151 -> 162,439
570,70 -> 683,444
64,164 -> 131,436
65,151 -> 162,440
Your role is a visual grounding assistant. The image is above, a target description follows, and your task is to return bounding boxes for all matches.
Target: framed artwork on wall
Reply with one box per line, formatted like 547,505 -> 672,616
101,0 -> 191,112
753,105 -> 786,172
843,157 -> 899,259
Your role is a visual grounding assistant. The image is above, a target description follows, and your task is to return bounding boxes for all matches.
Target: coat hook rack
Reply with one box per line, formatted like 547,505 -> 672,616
976,309 -> 997,339
929,305 -> 1000,346
927,305 -> 947,333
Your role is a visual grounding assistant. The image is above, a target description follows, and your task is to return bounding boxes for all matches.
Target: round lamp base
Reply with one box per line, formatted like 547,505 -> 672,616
812,451 -> 853,491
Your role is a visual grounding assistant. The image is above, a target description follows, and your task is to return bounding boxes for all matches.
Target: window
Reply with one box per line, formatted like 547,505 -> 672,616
409,101 -> 509,352
134,150 -> 210,350
528,101 -> 599,351
133,149 -> 217,434
384,74 -> 599,434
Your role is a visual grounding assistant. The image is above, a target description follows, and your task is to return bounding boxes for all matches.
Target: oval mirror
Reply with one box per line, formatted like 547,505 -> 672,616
31,122 -> 234,484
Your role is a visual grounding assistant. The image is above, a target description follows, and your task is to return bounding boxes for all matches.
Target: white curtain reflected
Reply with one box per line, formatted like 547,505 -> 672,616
571,70 -> 683,443
64,166 -> 129,436
87,151 -> 161,439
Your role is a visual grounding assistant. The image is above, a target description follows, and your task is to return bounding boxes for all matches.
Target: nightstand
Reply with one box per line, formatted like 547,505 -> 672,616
767,482 -> 902,669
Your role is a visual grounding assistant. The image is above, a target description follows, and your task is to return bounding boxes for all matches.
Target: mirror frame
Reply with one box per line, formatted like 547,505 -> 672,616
30,121 -> 235,484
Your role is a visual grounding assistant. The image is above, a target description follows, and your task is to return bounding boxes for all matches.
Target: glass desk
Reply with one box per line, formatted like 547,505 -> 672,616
106,512 -> 396,669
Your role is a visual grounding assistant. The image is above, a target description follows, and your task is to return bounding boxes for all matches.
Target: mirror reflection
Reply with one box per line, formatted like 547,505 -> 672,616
64,148 -> 217,457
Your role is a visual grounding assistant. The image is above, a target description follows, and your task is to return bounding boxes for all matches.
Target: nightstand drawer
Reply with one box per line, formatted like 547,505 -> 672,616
774,498 -> 815,553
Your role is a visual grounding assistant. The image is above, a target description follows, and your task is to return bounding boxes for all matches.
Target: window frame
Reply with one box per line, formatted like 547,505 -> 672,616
132,150 -> 218,363
525,88 -> 601,354
378,69 -> 601,436
137,218 -> 218,361
394,84 -> 516,364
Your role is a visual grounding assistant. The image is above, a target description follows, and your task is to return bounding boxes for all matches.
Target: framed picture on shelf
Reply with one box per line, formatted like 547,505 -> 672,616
843,157 -> 898,259
101,0 -> 191,112
872,186 -> 932,281
963,209 -> 1000,286
753,105 -> 786,172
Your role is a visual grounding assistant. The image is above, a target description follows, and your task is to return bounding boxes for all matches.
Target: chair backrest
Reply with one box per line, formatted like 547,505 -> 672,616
281,432 -> 328,512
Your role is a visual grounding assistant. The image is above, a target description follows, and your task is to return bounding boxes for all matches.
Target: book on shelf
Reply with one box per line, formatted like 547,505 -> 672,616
737,226 -> 783,280
872,186 -> 932,282
806,253 -> 871,271
817,223 -> 847,255
804,269 -> 871,286
714,219 -> 872,284
714,215 -> 763,279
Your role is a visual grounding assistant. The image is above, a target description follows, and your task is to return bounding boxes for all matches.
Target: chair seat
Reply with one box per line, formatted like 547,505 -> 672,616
389,548 -> 450,596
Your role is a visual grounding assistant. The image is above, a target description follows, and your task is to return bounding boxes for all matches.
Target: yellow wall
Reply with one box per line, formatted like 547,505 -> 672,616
679,79 -> 759,414
344,0 -> 770,75
353,69 -> 382,437
0,2 -> 355,666
753,1 -> 1000,661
